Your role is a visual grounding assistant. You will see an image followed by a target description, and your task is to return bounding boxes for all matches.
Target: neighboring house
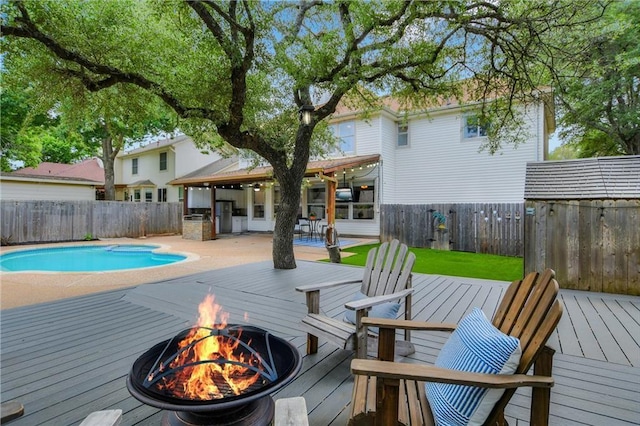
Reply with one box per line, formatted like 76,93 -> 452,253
0,157 -> 105,201
113,135 -> 231,203
168,93 -> 554,237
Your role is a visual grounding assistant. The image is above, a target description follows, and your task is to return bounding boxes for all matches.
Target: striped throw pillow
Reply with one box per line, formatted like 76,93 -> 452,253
425,308 -> 521,426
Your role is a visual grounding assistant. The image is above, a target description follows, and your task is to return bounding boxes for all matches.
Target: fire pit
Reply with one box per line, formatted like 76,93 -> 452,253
126,295 -> 302,426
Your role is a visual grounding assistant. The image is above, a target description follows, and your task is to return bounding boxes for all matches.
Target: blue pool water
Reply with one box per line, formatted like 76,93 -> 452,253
0,245 -> 187,272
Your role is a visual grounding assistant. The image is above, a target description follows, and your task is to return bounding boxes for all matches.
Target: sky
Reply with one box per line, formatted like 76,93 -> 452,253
549,132 -> 561,151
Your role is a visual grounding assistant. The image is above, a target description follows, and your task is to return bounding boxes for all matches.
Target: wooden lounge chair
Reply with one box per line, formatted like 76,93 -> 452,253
349,269 -> 563,426
296,239 -> 416,358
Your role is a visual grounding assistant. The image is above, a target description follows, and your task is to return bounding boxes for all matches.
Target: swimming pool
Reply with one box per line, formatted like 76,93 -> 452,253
0,245 -> 187,272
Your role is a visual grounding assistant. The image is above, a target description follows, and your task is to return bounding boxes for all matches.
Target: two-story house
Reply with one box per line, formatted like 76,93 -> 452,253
169,93 -> 554,238
114,135 -> 232,203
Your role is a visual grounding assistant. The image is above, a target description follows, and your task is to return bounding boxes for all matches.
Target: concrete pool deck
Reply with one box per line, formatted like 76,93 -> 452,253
0,233 -> 374,310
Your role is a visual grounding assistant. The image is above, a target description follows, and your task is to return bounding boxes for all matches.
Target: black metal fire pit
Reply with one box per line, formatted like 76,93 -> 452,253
127,325 -> 302,426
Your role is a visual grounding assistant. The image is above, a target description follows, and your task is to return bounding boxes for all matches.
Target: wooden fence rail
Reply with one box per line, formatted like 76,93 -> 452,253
380,203 -> 525,257
1,201 -> 183,244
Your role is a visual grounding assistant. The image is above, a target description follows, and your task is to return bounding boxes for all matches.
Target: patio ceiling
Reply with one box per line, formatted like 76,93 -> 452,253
169,154 -> 381,187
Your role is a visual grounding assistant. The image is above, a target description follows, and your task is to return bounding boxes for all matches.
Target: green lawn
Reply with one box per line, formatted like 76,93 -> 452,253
337,244 -> 523,282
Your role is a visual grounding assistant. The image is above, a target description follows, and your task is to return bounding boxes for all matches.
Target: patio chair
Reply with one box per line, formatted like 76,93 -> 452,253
296,239 -> 416,358
294,217 -> 311,240
349,268 -> 563,426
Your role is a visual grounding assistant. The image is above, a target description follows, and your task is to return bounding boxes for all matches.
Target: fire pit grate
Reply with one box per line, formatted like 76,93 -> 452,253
142,325 -> 279,400
127,324 -> 301,416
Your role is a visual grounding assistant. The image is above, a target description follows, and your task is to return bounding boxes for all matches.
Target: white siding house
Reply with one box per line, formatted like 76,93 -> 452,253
0,175 -> 99,200
166,94 -> 555,238
334,102 -> 550,206
302,97 -> 553,237
115,135 -> 224,203
0,158 -> 105,201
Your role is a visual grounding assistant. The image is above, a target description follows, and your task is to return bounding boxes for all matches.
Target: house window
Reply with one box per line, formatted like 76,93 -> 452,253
333,120 -> 355,154
352,183 -> 374,220
159,152 -> 167,171
134,189 -> 141,202
158,188 -> 167,202
334,182 -> 375,220
178,186 -> 184,202
307,186 -> 325,219
463,114 -> 488,139
253,187 -> 265,219
335,203 -> 349,220
145,189 -> 153,202
132,158 -> 138,175
397,123 -> 408,147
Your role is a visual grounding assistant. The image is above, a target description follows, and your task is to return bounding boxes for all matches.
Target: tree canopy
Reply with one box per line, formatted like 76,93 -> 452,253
1,0 -> 609,268
553,0 -> 639,156
0,86 -> 57,170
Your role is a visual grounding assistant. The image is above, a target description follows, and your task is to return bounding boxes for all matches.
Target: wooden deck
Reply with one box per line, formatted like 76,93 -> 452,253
1,261 -> 639,425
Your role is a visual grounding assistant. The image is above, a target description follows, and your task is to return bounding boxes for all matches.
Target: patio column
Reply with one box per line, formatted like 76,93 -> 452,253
210,185 -> 217,240
324,171 -> 341,263
182,186 -> 188,215
326,172 -> 336,240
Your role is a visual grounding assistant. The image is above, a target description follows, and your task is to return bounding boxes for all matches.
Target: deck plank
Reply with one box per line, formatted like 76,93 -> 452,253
1,260 -> 638,425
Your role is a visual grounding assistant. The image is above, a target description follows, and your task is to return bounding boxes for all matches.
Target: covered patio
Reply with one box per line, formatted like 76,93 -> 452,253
170,154 -> 381,239
1,261 -> 638,425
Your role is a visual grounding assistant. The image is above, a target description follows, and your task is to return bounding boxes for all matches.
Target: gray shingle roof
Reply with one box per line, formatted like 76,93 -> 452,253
524,156 -> 640,199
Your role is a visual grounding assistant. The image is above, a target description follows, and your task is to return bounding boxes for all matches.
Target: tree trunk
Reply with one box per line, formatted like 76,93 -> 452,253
272,181 -> 302,269
268,114 -> 314,270
101,136 -> 116,201
327,245 -> 341,263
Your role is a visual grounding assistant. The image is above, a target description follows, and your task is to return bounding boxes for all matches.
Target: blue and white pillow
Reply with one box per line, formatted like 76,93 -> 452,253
425,308 -> 521,426
343,291 -> 400,332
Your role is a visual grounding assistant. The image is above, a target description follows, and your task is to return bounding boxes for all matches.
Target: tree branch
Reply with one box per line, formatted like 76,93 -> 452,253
2,2 -> 220,123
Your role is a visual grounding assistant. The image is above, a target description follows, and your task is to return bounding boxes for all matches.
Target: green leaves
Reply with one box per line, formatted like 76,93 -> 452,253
554,0 -> 639,155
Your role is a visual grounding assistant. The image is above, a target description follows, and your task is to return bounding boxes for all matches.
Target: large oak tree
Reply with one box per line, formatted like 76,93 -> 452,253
1,0 -> 607,269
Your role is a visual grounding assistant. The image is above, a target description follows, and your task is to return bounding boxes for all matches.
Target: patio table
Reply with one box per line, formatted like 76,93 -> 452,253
308,218 -> 323,241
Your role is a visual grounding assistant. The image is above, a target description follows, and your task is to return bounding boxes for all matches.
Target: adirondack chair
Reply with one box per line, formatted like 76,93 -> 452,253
349,269 -> 563,426
296,239 -> 416,358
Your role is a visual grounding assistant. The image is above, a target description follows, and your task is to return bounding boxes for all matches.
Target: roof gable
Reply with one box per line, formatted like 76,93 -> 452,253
120,135 -> 191,157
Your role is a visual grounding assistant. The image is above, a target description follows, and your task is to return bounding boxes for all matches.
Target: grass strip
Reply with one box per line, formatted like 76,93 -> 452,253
335,244 -> 523,282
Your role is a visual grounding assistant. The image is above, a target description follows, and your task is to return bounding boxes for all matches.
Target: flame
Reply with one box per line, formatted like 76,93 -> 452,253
157,294 -> 262,400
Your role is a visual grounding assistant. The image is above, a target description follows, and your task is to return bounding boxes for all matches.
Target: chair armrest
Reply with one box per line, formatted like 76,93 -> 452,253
360,317 -> 458,332
295,279 -> 362,293
351,359 -> 555,389
345,289 -> 414,311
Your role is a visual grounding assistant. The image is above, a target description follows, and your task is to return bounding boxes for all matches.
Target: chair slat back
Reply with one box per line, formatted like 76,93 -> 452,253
361,241 -> 388,291
492,269 -> 562,373
362,240 -> 415,297
486,269 -> 563,425
370,240 -> 396,294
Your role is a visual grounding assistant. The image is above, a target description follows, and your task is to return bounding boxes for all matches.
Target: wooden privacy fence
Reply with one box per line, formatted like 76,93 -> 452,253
524,199 -> 640,296
380,203 -> 524,257
1,201 -> 183,244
